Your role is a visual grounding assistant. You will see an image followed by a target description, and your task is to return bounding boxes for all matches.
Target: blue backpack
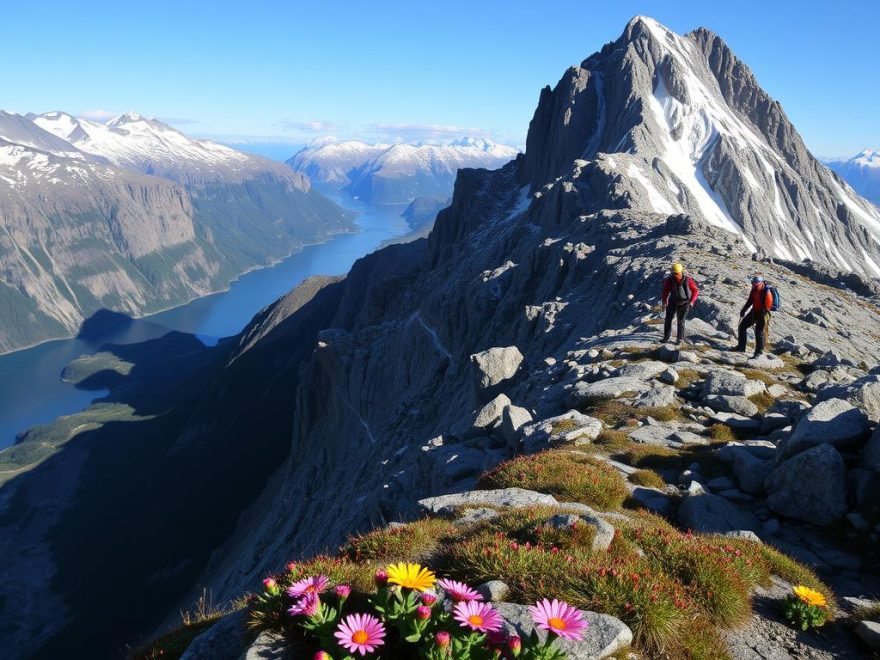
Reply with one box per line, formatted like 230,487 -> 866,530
766,284 -> 780,311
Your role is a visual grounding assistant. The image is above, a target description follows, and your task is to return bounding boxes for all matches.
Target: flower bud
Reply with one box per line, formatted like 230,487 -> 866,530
435,630 -> 451,647
416,605 -> 432,620
374,569 -> 389,588
262,577 -> 277,590
313,652 -> 332,660
335,583 -> 351,600
508,635 -> 522,656
286,562 -> 297,573
421,591 -> 438,606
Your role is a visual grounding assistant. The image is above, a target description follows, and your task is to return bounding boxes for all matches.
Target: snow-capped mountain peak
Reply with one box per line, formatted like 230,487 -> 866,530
288,137 -> 519,203
854,148 -> 880,168
518,15 -> 880,278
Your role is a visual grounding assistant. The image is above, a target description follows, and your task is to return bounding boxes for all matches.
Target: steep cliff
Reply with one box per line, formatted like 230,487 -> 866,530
0,112 -> 354,353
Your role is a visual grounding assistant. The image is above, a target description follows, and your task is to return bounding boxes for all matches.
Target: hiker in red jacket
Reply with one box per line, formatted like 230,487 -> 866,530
735,275 -> 774,356
661,262 -> 699,345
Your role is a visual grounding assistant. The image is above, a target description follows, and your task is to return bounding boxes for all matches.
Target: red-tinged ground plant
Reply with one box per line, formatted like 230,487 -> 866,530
477,451 -> 629,511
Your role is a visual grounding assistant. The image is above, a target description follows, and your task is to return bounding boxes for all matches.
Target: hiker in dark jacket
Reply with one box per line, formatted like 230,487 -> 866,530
735,275 -> 774,356
661,262 -> 699,344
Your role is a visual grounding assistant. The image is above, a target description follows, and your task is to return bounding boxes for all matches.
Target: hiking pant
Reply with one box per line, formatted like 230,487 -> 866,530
737,310 -> 770,353
663,303 -> 689,342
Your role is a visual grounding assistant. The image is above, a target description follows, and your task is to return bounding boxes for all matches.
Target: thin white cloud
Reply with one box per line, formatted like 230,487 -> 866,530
279,119 -> 345,133
369,122 -> 496,142
78,109 -> 118,121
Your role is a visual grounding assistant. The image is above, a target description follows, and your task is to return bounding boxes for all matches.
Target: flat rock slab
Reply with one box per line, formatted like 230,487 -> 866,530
815,375 -> 880,422
180,609 -> 250,660
703,370 -> 765,397
494,602 -> 633,659
705,394 -> 758,417
629,425 -> 679,446
418,488 -> 558,516
520,410 -> 603,454
780,397 -> 868,461
678,492 -> 760,534
569,376 -> 652,403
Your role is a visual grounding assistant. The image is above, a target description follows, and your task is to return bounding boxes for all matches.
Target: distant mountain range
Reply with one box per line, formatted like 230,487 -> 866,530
824,148 -> 880,207
0,111 -> 352,353
287,137 -> 519,204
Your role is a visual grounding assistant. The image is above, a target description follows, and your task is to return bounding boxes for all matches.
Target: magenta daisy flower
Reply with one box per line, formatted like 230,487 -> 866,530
528,598 -> 588,641
437,578 -> 482,602
287,574 -> 330,598
334,613 -> 386,656
287,591 -> 320,617
453,600 -> 504,633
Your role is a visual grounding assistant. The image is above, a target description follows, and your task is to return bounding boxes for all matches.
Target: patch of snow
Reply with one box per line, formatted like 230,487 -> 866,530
830,180 -> 880,237
626,163 -> 676,214
862,249 -> 880,278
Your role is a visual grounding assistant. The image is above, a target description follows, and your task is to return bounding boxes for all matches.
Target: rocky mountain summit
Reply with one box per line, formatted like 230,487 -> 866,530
0,111 -> 352,353
287,137 -> 519,204
4,16 -> 880,660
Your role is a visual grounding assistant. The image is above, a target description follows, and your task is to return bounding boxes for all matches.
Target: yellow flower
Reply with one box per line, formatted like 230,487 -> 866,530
385,562 -> 436,591
793,585 -> 827,608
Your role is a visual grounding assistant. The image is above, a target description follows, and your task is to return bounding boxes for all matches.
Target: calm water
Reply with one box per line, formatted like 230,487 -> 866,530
0,194 -> 410,449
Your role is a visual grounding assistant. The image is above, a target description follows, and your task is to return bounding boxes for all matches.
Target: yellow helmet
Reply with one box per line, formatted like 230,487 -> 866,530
672,263 -> 684,274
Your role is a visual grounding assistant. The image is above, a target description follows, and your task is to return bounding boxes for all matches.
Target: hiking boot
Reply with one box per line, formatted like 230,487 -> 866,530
752,350 -> 763,358
730,346 -> 745,353
661,335 -> 671,344
673,338 -> 681,345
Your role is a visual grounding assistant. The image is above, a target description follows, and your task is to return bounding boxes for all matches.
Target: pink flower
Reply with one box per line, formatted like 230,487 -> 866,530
437,578 -> 482,602
374,569 -> 389,589
335,584 -> 352,600
421,591 -> 438,606
453,600 -> 504,633
334,613 -> 386,656
287,575 -> 330,598
435,631 -> 451,647
288,592 -> 320,617
528,598 -> 588,641
416,605 -> 432,620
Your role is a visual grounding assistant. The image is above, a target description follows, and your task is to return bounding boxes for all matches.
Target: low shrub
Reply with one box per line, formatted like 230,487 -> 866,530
629,469 -> 666,489
478,450 -> 629,510
343,519 -> 456,563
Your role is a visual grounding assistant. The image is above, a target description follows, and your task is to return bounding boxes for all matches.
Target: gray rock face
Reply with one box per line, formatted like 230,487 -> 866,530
500,404 -> 534,447
180,609 -> 249,660
732,450 -> 773,495
417,488 -> 558,516
765,444 -> 848,525
705,395 -> 758,417
815,376 -> 880,422
471,346 -> 524,390
677,491 -> 760,534
476,580 -> 510,602
473,394 -> 512,429
494,602 -> 633,660
778,398 -> 868,461
703,370 -> 765,398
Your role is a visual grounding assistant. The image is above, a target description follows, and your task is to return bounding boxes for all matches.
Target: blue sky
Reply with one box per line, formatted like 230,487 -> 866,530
2,0 -> 877,158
